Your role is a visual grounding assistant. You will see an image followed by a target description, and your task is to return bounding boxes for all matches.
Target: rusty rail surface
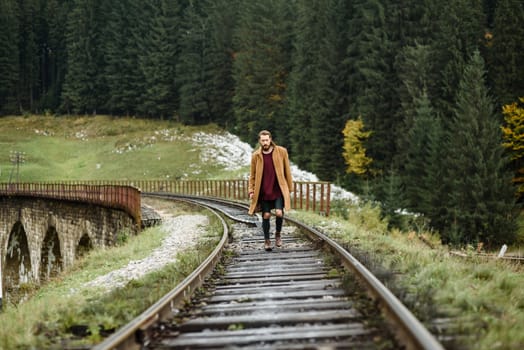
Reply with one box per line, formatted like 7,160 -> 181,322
34,180 -> 331,216
0,183 -> 142,227
94,196 -> 444,350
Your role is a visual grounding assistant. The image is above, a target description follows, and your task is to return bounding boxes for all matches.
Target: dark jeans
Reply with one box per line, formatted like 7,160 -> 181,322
261,197 -> 284,240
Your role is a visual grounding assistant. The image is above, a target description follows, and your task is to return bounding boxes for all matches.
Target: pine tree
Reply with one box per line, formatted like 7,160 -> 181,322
137,0 -> 181,118
232,0 -> 293,143
393,43 -> 433,169
346,0 -> 397,174
420,108 -> 447,232
286,0 -> 350,181
380,166 -> 408,230
489,0 -> 524,106
443,50 -> 517,246
42,0 -> 71,112
201,0 -> 237,126
177,1 -> 215,124
103,0 -> 142,115
0,0 -> 20,114
384,0 -> 433,47
428,0 -> 485,119
308,0 -> 350,181
401,91 -> 440,215
16,0 -> 40,112
61,0 -> 107,114
178,0 -> 236,125
177,0 -> 209,123
286,0 -> 323,170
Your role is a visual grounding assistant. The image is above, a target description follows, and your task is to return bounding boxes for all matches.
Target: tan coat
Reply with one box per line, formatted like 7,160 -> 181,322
248,145 -> 293,215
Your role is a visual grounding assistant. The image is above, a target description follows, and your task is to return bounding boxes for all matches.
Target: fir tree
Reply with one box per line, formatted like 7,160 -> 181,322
232,0 -> 293,143
443,50 -> 517,246
103,0 -> 142,116
489,0 -> 524,106
42,0 -> 71,112
428,0 -> 485,119
286,0 -> 323,170
393,42 -> 433,170
177,0 -> 211,124
138,0 -> 181,118
16,0 -> 39,112
178,0 -> 236,125
61,0 -> 107,114
380,167 -> 408,230
0,0 -> 20,114
420,109 -> 447,232
287,0 -> 350,181
203,0 -> 237,126
401,91 -> 442,216
384,0 -> 433,47
308,0 -> 350,181
347,0 -> 397,174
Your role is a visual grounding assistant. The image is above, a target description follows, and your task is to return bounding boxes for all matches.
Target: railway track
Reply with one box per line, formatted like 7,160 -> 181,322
93,194 -> 444,350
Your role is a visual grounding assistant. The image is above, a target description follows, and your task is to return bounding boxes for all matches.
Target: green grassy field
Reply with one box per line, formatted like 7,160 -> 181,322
1,115 -> 523,349
0,115 -> 245,182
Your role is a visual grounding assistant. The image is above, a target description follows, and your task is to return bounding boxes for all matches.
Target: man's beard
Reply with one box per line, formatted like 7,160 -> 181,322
262,144 -> 271,151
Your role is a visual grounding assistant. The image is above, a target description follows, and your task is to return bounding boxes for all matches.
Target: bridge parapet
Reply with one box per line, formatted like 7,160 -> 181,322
0,183 -> 141,227
42,180 -> 331,216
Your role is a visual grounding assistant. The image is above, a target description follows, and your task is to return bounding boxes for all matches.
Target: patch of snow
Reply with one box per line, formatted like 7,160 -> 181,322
192,132 -> 252,171
191,131 -> 358,202
75,130 -> 88,141
34,129 -> 52,136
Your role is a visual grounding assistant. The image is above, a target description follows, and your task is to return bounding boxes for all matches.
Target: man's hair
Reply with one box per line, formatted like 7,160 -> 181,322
258,130 -> 272,139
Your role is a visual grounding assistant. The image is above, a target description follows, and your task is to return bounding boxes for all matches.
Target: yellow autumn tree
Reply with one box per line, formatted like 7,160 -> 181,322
501,97 -> 524,198
341,117 -> 372,175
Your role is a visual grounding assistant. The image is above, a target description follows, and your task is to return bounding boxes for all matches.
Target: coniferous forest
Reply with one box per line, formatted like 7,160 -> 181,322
1,0 -> 524,246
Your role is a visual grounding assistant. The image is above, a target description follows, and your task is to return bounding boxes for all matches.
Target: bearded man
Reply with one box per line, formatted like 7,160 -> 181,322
248,130 -> 293,251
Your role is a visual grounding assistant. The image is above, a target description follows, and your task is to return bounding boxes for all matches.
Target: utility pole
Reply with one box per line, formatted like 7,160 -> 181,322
8,151 -> 25,187
3,151 -> 26,310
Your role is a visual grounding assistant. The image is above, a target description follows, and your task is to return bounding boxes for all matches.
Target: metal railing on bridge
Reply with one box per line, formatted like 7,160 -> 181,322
1,180 -> 330,216
81,179 -> 331,216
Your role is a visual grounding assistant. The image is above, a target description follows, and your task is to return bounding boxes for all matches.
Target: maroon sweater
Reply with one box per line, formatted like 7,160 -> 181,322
261,151 -> 282,200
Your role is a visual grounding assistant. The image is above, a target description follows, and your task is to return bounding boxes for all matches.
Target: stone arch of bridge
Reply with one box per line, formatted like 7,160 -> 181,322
1,196 -> 137,293
5,221 -> 32,287
76,231 -> 93,259
39,226 -> 63,281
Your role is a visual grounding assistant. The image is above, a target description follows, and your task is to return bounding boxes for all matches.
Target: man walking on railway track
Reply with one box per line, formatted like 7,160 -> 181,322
248,130 -> 293,251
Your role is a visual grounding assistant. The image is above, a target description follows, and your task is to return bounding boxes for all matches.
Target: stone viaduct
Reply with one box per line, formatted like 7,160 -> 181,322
0,196 -> 137,289
0,179 -> 330,293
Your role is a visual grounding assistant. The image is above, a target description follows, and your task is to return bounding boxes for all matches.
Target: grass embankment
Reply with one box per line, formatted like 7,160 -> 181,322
1,115 -> 523,349
0,198 -> 222,349
290,202 -> 524,350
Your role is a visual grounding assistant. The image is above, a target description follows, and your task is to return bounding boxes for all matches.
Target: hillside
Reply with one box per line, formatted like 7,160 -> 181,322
0,115 -> 355,200
0,115 -> 242,182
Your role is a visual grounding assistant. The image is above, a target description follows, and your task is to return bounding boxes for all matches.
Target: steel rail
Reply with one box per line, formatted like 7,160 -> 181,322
92,197 -> 230,350
145,193 -> 249,218
286,215 -> 445,350
94,195 -> 444,349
